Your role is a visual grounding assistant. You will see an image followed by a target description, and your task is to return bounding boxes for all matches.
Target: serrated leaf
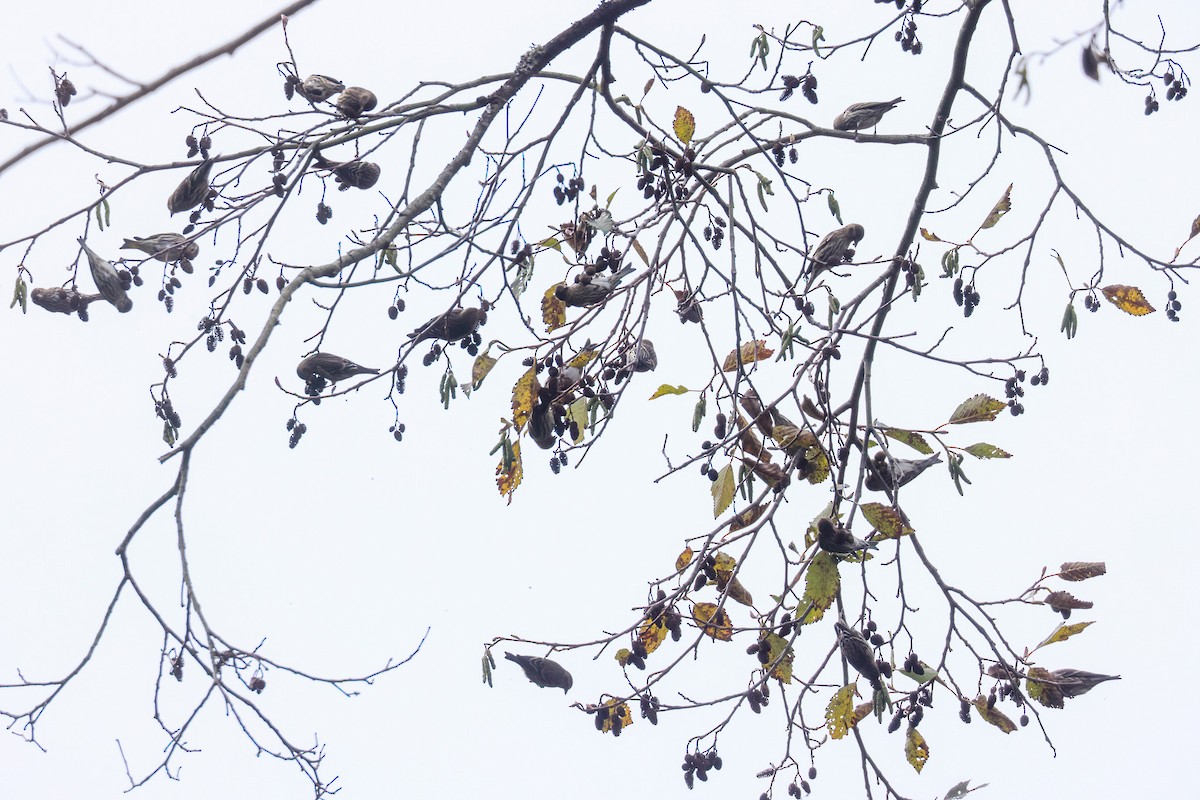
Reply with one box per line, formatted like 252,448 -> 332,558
882,428 -> 935,455
1025,667 -> 1063,709
541,284 -> 566,332
899,662 -> 938,684
860,503 -> 914,540
1058,561 -> 1106,581
761,633 -> 793,682
800,551 -> 839,624
712,464 -> 735,518
599,700 -> 633,735
495,439 -> 522,499
650,384 -> 690,399
638,617 -> 669,656
979,183 -> 1012,230
972,697 -> 1016,732
676,546 -> 694,572
471,350 -> 497,390
1101,284 -> 1156,316
730,503 -> 766,532
825,684 -> 860,739
511,367 -> 538,431
804,443 -> 830,484
674,106 -> 696,145
920,227 -> 942,242
693,602 -> 733,641
1035,620 -> 1094,650
1044,591 -> 1093,613
905,727 -> 930,773
713,552 -> 754,607
963,442 -> 1012,459
827,192 -> 843,224
771,423 -> 816,455
948,394 -> 1005,424
722,339 -> 774,372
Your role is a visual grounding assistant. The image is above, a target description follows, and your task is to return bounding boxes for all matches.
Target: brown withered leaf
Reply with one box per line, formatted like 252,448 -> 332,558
541,284 -> 567,332
729,503 -> 767,532
693,602 -> 734,641
972,696 -> 1017,733
511,367 -> 539,430
737,414 -> 771,461
495,440 -> 522,501
713,552 -> 754,607
1044,591 -> 1093,613
1058,561 -> 1106,582
979,183 -> 1012,230
638,617 -> 669,656
722,339 -> 774,372
676,546 -> 694,572
1101,285 -> 1155,316
1025,667 -> 1064,709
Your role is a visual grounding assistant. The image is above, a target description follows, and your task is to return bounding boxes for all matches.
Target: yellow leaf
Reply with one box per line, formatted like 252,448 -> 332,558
713,552 -> 754,607
905,727 -> 930,773
567,349 -> 599,369
674,106 -> 696,145
495,440 -> 522,499
511,367 -> 538,431
566,397 -> 589,444
676,546 -> 694,572
638,618 -> 669,656
825,684 -> 859,739
541,284 -> 567,332
1034,620 -> 1094,650
799,552 -> 839,624
1101,284 -> 1156,316
631,237 -> 650,266
920,227 -> 942,242
722,339 -> 774,372
471,350 -> 497,390
729,503 -> 766,532
948,393 -> 1005,424
979,183 -> 1012,230
803,443 -> 830,484
881,428 -> 934,455
649,384 -> 690,399
598,700 -> 633,735
692,602 -> 733,641
972,696 -> 1017,733
860,503 -> 914,540
711,463 -> 735,518
771,424 -> 817,455
963,442 -> 1012,459
1025,667 -> 1063,709
762,633 -> 793,683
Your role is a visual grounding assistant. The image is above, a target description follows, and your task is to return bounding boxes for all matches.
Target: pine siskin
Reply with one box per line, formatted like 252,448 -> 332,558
298,74 -> 345,103
313,151 -> 381,191
336,86 -> 378,118
408,303 -> 488,343
528,401 -> 557,449
504,652 -> 574,693
31,286 -> 100,315
1048,668 -> 1120,698
817,517 -> 877,555
121,233 -> 199,262
77,237 -> 133,313
167,157 -> 215,216
627,339 -> 658,372
832,98 -> 904,132
296,352 -> 379,383
865,451 -> 942,493
555,265 -> 636,307
806,223 -> 865,278
834,619 -> 881,689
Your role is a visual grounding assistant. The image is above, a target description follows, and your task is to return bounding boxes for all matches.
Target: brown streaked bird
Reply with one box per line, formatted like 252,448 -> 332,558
555,265 -> 635,307
167,157 -> 215,216
296,353 -> 379,384
1048,668 -> 1121,698
806,223 -> 865,279
627,339 -> 657,373
408,303 -> 489,344
834,619 -> 881,689
832,98 -> 904,132
121,233 -> 199,262
504,652 -> 573,693
336,86 -> 378,118
865,451 -> 942,492
77,237 -> 133,313
297,74 -> 345,103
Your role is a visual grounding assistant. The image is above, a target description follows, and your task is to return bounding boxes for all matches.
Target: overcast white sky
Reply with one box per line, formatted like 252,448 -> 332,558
1,1 -> 1196,798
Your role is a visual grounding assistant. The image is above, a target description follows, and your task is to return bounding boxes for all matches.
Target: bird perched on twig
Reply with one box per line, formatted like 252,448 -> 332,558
30,286 -> 101,315
312,150 -> 381,191
297,74 -> 345,103
504,652 -> 573,693
805,223 -> 865,281
627,339 -> 657,373
865,451 -> 943,493
296,353 -> 379,384
336,86 -> 378,118
834,620 -> 881,689
833,98 -> 904,133
817,517 -> 877,556
1046,668 -> 1121,698
167,157 -> 215,215
555,265 -> 635,307
121,233 -> 199,262
77,238 -> 132,313
408,302 -> 489,344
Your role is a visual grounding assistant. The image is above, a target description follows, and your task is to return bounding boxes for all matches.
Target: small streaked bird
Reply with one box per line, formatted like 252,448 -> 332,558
865,451 -> 943,493
313,151 -> 381,191
408,303 -> 488,343
30,286 -> 100,315
167,157 -> 215,216
528,401 -> 556,450
834,619 -> 881,689
336,86 -> 378,118
1048,668 -> 1121,698
504,652 -> 573,693
297,74 -> 345,103
817,517 -> 877,555
627,339 -> 657,373
121,233 -> 199,262
77,237 -> 132,313
296,352 -> 379,384
555,265 -> 635,307
806,223 -> 865,279
832,97 -> 904,132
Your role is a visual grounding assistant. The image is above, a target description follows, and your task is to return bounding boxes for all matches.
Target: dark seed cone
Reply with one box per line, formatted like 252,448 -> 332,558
31,286 -> 101,314
121,233 -> 199,262
77,238 -> 133,313
504,652 -> 573,692
835,619 -> 881,689
832,98 -> 903,132
408,304 -> 487,343
817,517 -> 876,555
554,265 -> 635,307
167,157 -> 215,216
336,86 -> 378,118
297,74 -> 345,102
296,352 -> 380,383
865,451 -> 943,492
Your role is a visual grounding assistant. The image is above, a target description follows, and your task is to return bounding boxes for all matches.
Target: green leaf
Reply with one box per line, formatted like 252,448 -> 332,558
962,443 -> 1012,459
711,464 -> 735,518
649,384 -> 690,399
948,394 -> 1005,424
979,183 -> 1012,230
827,191 -> 842,224
692,394 -> 707,432
882,428 -> 934,455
